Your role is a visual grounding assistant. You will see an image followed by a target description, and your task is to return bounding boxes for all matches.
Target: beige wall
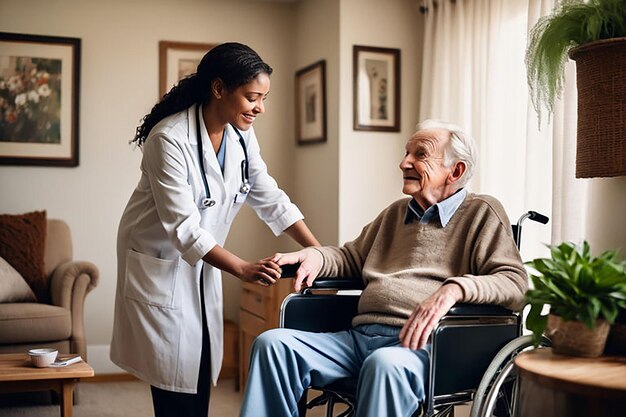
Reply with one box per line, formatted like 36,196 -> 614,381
288,0 -> 425,248
290,0 -> 341,247
338,0 -> 424,243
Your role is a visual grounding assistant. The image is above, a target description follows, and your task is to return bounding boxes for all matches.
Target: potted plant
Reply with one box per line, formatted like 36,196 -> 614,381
525,241 -> 626,357
525,0 -> 626,178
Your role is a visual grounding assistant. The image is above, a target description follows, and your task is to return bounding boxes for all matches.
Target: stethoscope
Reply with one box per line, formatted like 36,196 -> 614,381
195,106 -> 250,209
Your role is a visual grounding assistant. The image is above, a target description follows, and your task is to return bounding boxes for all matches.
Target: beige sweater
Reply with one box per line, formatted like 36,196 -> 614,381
316,193 -> 528,328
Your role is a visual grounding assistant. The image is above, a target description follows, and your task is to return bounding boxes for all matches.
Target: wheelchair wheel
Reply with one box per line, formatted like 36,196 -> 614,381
469,335 -> 551,417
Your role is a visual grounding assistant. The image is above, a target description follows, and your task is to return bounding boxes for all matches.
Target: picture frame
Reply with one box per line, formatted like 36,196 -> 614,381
0,32 -> 80,167
159,40 -> 216,98
295,60 -> 326,145
353,45 -> 401,132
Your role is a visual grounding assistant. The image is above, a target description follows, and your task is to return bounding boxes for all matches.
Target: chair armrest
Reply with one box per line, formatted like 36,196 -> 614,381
50,260 -> 99,309
307,277 -> 365,291
446,303 -> 514,317
49,260 -> 99,359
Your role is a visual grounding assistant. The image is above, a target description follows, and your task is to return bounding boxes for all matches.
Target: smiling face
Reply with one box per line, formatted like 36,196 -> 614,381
400,128 -> 461,209
215,72 -> 270,131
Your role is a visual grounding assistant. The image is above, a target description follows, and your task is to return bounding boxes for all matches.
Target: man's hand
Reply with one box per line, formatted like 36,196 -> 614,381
399,283 -> 464,350
239,256 -> 281,286
271,248 -> 323,292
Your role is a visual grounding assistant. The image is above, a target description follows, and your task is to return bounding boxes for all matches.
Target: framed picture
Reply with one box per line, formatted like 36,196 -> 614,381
159,41 -> 216,98
295,60 -> 326,145
0,32 -> 80,166
353,45 -> 400,132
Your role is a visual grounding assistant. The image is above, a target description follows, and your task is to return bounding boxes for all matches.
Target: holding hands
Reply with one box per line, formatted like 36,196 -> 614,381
245,248 -> 322,288
269,248 -> 323,292
240,256 -> 282,286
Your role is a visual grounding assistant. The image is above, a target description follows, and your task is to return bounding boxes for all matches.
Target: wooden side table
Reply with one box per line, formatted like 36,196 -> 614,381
239,278 -> 294,391
515,348 -> 626,417
0,353 -> 94,417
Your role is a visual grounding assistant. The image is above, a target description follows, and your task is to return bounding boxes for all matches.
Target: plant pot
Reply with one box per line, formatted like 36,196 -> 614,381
546,314 -> 610,357
569,37 -> 626,178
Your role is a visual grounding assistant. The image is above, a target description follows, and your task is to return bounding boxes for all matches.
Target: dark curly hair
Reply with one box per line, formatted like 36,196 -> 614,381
132,42 -> 273,146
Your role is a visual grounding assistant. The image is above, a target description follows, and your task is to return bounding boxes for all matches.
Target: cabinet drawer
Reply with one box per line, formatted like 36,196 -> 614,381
240,309 -> 271,335
241,287 -> 270,320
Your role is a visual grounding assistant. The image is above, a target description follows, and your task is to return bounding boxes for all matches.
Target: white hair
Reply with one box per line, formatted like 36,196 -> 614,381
415,119 -> 477,188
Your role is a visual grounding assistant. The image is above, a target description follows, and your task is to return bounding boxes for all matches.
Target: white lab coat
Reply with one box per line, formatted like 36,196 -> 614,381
110,104 -> 303,393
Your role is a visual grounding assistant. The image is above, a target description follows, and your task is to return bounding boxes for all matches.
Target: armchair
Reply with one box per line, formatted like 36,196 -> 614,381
0,219 -> 99,361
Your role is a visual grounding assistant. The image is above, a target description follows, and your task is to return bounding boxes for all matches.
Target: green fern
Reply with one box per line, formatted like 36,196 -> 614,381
526,0 -> 626,125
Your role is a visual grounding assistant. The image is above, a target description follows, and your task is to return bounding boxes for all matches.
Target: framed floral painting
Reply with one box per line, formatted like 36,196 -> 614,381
0,32 -> 80,166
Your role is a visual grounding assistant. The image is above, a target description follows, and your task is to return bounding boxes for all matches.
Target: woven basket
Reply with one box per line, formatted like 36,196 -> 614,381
546,314 -> 610,357
569,38 -> 626,178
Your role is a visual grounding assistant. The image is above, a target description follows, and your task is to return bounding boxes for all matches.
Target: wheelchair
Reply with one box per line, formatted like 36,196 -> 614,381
279,211 -> 549,417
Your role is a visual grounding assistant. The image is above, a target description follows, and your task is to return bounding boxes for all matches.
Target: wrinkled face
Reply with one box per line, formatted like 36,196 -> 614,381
219,73 -> 270,131
399,128 -> 454,209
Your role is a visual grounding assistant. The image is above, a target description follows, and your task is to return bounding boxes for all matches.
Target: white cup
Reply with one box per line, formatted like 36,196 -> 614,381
28,348 -> 58,367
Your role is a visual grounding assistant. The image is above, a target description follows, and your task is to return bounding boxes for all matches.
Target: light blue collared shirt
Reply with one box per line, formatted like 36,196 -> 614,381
405,188 -> 468,227
216,132 -> 227,174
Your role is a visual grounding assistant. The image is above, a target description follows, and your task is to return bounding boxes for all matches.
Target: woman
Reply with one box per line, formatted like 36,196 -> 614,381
110,42 -> 319,417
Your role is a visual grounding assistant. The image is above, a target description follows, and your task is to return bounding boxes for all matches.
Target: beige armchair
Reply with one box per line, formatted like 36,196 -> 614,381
0,219 -> 99,360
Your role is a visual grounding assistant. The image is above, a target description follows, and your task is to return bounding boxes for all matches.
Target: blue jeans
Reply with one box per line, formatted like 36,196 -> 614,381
240,324 -> 430,417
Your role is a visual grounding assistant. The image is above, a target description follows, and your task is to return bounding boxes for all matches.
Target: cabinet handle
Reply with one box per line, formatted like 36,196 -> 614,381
255,295 -> 262,303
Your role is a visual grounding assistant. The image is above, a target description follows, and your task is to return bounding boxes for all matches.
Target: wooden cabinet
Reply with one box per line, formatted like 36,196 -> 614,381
221,319 -> 238,380
238,279 -> 294,390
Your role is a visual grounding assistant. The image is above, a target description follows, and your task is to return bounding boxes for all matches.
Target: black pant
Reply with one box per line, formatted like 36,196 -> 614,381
151,271 -> 211,417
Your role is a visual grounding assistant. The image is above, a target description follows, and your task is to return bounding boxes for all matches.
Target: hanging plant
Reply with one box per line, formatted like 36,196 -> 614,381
525,0 -> 626,124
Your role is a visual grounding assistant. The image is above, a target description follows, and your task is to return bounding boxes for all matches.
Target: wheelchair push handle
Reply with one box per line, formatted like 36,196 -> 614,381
514,210 -> 549,249
516,210 -> 549,227
527,211 -> 549,224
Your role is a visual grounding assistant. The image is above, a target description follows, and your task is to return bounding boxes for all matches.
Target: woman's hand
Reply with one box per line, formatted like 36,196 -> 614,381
271,248 -> 323,292
239,256 -> 282,286
202,246 -> 282,287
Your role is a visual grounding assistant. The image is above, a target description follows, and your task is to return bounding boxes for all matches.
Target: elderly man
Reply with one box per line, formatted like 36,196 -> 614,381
239,120 -> 528,417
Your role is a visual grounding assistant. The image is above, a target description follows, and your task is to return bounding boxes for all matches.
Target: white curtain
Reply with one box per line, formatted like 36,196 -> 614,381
526,0 -> 589,246
419,0 -> 588,260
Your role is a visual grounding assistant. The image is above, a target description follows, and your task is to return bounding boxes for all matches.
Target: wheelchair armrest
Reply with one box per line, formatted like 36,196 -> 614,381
308,277 -> 365,291
429,303 -> 520,402
280,292 -> 360,332
445,303 -> 514,316
280,264 -> 364,291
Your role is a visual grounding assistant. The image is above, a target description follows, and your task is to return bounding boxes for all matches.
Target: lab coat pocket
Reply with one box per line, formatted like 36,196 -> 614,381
124,249 -> 180,309
226,192 -> 248,223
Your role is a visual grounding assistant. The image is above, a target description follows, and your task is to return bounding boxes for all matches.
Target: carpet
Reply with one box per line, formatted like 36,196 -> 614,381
0,379 -> 242,417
